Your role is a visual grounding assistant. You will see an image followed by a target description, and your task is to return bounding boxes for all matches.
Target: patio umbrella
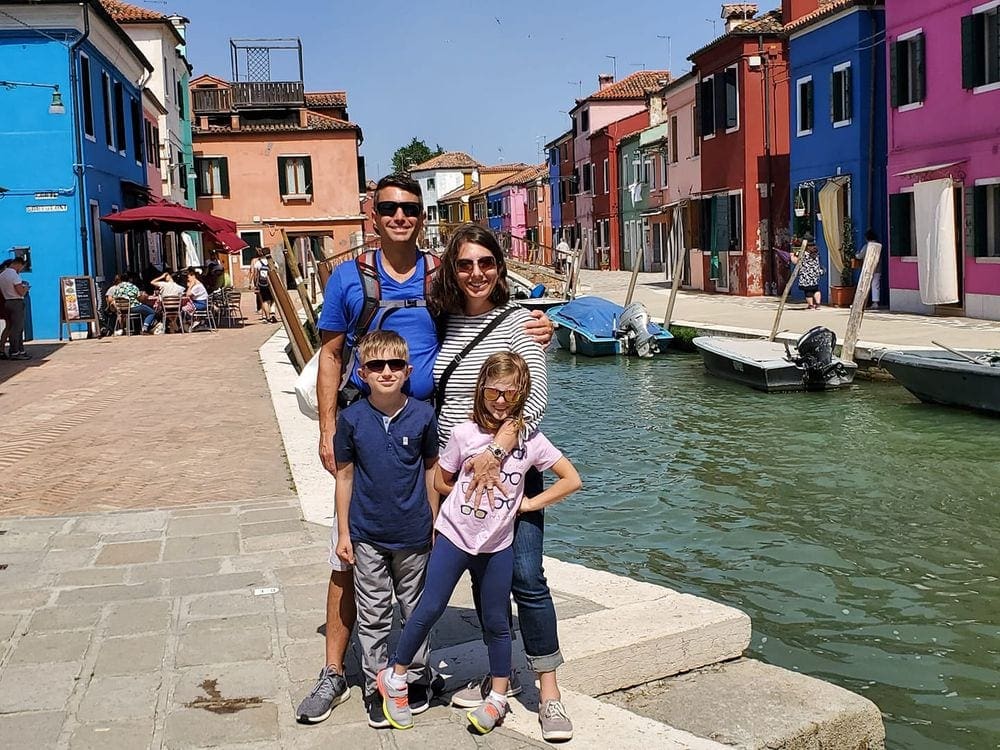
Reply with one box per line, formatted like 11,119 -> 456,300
204,228 -> 249,254
100,202 -> 238,234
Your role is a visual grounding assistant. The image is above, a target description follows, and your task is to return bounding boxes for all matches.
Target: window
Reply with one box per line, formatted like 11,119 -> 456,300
698,75 -> 716,137
151,126 -> 160,167
603,159 -> 609,194
473,201 -> 484,221
660,151 -> 668,187
889,192 -> 916,256
144,121 -> 154,165
102,72 -> 113,149
580,109 -> 589,132
643,159 -> 652,185
278,156 -> 313,198
114,81 -> 126,153
80,54 -> 95,139
176,77 -> 185,116
195,157 -> 230,197
130,98 -> 143,164
239,230 -> 262,267
722,65 -> 738,131
796,76 -> 814,135
891,32 -> 926,107
831,63 -> 852,126
427,178 -> 435,191
973,182 -> 1000,257
670,115 -> 679,162
693,106 -> 700,156
582,162 -> 592,193
963,5 -> 1000,90
426,205 -> 438,222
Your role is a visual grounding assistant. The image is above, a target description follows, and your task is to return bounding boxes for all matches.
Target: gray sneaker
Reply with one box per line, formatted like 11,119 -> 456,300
467,694 -> 509,735
295,666 -> 350,724
376,668 -> 412,730
539,699 -> 573,741
450,670 -> 522,708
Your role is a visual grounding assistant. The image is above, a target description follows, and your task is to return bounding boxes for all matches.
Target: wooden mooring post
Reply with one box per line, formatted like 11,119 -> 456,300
769,239 -> 808,342
840,241 -> 882,364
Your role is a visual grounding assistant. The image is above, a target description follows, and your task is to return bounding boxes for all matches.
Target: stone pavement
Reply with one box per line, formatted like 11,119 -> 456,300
578,270 -> 1000,350
0,314 -> 295,516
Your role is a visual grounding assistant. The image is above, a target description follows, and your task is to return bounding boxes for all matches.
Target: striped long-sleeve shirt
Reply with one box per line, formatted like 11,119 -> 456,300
432,302 -> 548,449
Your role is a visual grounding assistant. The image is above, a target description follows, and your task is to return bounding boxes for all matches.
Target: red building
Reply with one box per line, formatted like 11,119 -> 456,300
689,4 -> 791,296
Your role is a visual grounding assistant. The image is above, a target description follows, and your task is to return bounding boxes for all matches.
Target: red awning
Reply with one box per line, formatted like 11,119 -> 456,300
204,229 -> 249,254
100,202 -> 237,233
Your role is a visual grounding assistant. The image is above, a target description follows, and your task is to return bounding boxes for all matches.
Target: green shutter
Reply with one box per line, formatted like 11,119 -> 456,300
220,158 -> 230,198
962,14 -> 983,89
913,34 -> 926,102
973,185 -> 988,257
277,158 -> 288,196
889,42 -> 900,107
888,193 -> 911,256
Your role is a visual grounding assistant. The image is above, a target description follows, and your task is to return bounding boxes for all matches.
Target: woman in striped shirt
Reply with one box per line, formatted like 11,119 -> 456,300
428,224 -> 573,741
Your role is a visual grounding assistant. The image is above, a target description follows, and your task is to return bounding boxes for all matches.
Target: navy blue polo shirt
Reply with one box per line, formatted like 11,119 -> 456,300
334,397 -> 438,550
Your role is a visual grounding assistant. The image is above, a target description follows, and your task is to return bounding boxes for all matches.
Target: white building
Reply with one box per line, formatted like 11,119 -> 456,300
409,151 -> 481,247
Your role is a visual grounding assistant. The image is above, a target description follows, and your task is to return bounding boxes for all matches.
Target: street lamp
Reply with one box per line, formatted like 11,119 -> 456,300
0,80 -> 66,114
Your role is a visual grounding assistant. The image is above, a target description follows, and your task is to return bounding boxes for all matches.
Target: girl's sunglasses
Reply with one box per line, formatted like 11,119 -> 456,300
455,256 -> 497,273
375,201 -> 422,218
482,386 -> 522,402
364,358 -> 407,372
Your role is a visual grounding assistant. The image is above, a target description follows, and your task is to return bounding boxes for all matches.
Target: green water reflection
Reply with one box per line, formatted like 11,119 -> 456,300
541,350 -> 1000,750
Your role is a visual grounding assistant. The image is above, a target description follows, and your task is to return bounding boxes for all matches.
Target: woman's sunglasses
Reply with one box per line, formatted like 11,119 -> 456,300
482,386 -> 522,403
375,201 -> 422,218
455,256 -> 498,274
364,359 -> 407,372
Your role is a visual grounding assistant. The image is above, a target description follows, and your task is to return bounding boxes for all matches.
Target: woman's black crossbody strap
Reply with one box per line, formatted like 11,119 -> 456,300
434,306 -> 518,415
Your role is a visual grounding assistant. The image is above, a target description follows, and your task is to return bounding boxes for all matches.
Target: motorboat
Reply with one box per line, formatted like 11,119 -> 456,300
508,269 -> 568,312
693,327 -> 857,392
548,296 -> 673,357
875,348 -> 1000,415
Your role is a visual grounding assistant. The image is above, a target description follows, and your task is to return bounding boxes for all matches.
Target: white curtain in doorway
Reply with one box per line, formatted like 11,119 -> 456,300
913,178 -> 959,305
666,205 -> 685,282
182,232 -> 201,267
818,179 -> 846,279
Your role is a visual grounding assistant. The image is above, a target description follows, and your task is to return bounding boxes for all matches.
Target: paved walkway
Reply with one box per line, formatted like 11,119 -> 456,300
0,316 -> 295,516
578,271 -> 1000,350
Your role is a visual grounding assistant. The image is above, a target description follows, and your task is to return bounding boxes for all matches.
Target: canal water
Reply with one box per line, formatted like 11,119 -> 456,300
541,350 -> 1000,750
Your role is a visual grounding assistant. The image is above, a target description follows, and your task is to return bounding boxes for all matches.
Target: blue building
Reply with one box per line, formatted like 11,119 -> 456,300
787,0 -> 887,304
0,0 -> 152,340
486,187 -> 504,234
546,142 -> 562,239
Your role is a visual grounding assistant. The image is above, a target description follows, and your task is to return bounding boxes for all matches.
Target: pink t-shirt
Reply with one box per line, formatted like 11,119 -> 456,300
436,422 -> 562,554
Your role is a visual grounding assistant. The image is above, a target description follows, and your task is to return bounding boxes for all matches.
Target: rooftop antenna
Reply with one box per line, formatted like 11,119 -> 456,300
567,80 -> 582,97
605,55 -> 617,80
706,19 -> 718,37
657,34 -> 672,72
631,62 -> 646,71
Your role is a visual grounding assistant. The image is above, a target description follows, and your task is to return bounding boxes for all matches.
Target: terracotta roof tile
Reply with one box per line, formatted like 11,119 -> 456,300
439,184 -> 480,201
587,70 -> 671,101
479,162 -> 530,174
688,9 -> 785,60
410,152 -> 481,171
98,0 -> 168,22
193,110 -> 359,135
784,0 -> 869,33
304,91 -> 347,108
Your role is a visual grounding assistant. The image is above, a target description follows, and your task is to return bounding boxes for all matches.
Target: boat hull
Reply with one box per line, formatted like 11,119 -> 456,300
694,336 -> 857,393
877,350 -> 1000,415
549,297 -> 672,357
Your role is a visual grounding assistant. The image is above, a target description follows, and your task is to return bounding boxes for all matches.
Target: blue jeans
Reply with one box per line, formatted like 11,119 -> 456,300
192,299 -> 207,312
473,468 -> 564,674
134,303 -> 156,329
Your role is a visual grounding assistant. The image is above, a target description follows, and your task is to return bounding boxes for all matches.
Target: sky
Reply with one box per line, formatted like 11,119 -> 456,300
147,0 -> 745,175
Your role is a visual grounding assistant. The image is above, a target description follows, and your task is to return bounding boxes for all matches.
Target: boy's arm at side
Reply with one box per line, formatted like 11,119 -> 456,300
334,462 -> 355,565
424,457 -> 440,522
518,457 -> 581,514
434,463 -> 456,499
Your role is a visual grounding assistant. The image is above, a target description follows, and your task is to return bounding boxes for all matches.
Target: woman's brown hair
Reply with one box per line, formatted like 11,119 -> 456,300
429,223 -> 510,316
472,352 -> 531,434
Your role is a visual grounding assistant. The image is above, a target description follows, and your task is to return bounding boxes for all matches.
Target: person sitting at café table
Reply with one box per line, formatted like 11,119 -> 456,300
113,273 -> 158,334
185,267 -> 210,330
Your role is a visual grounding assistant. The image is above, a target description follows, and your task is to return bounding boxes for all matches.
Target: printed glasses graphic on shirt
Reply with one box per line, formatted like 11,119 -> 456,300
459,479 -> 518,516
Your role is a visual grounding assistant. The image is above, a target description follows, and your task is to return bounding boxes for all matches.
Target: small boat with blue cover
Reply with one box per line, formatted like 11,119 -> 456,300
548,296 -> 673,357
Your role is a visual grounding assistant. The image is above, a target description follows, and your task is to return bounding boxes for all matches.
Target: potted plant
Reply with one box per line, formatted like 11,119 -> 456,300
794,191 -> 806,217
830,216 -> 856,307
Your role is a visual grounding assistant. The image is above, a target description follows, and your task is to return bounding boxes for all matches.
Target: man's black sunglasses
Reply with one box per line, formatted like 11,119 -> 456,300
376,201 -> 422,218
364,358 -> 407,372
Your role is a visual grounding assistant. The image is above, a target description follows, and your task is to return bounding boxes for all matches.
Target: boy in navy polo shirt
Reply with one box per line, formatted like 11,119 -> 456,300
332,330 -> 439,729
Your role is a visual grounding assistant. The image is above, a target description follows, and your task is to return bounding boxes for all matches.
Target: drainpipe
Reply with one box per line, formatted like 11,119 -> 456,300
69,2 -> 91,275
867,4 -> 878,234
760,34 -> 775,294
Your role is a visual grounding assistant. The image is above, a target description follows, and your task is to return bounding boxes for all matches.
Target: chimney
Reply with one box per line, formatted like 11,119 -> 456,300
230,113 -> 240,131
298,108 -> 309,128
598,73 -> 614,90
721,3 -> 758,33
780,0 -> 820,25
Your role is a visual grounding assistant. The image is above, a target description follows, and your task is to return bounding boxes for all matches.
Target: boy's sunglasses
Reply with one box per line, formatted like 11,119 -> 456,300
455,256 -> 497,273
375,201 -> 422,218
482,387 -> 522,402
364,358 -> 407,372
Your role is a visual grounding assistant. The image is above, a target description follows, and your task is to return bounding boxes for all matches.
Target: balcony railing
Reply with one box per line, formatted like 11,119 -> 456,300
191,87 -> 232,114
232,81 -> 305,109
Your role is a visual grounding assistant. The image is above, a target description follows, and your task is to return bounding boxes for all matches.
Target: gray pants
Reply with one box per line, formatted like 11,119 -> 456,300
353,541 -> 430,695
4,299 -> 25,354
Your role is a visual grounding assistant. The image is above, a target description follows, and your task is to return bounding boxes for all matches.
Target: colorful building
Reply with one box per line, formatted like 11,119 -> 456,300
885,0 -> 1000,319
190,58 -> 364,285
689,4 -> 790,296
521,164 -> 553,262
409,152 -> 480,248
787,0 -> 887,305
547,132 -> 576,248
0,0 -> 152,341
545,131 -> 572,247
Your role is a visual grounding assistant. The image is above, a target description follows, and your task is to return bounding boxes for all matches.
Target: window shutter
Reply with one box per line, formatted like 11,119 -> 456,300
913,34 -> 926,102
961,14 -> 982,89
714,75 -> 727,132
303,157 -> 313,195
220,158 -> 230,198
805,80 -> 814,130
277,158 -> 288,196
889,42 -> 900,107
844,68 -> 852,121
830,72 -> 837,122
725,68 -> 738,129
973,185 -> 988,257
888,193 -> 911,256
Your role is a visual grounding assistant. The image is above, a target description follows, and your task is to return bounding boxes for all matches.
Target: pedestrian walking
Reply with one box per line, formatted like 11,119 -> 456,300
0,256 -> 31,359
857,229 -> 883,309
792,234 -> 824,310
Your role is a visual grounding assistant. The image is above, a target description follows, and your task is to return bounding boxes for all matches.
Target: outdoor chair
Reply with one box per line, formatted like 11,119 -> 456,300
160,295 -> 183,334
225,288 -> 244,328
113,297 -> 143,336
187,298 -> 217,333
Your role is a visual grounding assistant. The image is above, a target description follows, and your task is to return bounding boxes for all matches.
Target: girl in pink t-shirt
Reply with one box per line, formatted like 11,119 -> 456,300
377,352 -> 581,735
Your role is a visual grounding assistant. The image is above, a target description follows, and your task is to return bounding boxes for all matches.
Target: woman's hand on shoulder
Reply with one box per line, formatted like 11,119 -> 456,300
524,310 -> 554,346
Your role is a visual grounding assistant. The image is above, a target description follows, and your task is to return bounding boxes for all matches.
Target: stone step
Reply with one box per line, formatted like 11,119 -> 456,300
606,657 -> 887,750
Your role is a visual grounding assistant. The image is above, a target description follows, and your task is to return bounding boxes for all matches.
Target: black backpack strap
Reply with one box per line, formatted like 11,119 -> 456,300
435,306 -> 518,415
339,250 -> 381,395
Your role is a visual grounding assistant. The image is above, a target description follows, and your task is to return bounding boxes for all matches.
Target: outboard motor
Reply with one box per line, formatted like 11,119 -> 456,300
795,326 -> 839,385
615,302 -> 659,358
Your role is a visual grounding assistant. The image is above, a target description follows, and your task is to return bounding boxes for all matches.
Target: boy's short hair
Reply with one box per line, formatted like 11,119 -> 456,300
358,330 -> 409,364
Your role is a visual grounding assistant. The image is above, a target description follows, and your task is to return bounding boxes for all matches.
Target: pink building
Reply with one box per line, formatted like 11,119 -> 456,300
886,0 -> 1000,319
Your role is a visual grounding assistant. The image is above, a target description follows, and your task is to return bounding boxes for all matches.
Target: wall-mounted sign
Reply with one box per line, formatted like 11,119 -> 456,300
34,192 -> 60,200
26,204 -> 68,213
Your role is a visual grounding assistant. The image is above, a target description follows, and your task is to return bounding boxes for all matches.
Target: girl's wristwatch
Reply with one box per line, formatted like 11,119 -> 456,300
486,442 -> 509,461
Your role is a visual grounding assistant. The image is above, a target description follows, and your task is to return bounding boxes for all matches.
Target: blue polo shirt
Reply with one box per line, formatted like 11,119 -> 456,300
317,252 -> 438,400
334,397 -> 438,550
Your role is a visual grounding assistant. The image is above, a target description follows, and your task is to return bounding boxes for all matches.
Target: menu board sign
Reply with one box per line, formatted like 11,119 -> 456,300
60,276 -> 99,324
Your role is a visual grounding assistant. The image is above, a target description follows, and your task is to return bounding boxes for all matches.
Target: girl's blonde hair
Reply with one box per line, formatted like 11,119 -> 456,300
472,352 -> 531,433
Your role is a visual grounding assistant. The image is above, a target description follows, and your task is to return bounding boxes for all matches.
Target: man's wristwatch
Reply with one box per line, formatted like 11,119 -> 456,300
486,442 -> 509,461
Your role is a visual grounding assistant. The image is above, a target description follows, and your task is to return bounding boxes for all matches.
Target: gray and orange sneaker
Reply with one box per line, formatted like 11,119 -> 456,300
376,668 -> 412,730
467,694 -> 509,734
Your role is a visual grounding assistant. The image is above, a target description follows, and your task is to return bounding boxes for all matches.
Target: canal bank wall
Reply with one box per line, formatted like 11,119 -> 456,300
260,330 -> 887,749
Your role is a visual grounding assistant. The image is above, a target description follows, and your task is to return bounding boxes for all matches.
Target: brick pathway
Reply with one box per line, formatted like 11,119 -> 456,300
0,314 -> 296,516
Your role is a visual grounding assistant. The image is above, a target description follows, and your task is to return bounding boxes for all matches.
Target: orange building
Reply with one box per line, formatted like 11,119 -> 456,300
189,73 -> 364,283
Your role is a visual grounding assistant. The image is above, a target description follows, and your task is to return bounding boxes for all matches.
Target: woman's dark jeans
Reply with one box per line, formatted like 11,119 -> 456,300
472,467 -> 564,673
